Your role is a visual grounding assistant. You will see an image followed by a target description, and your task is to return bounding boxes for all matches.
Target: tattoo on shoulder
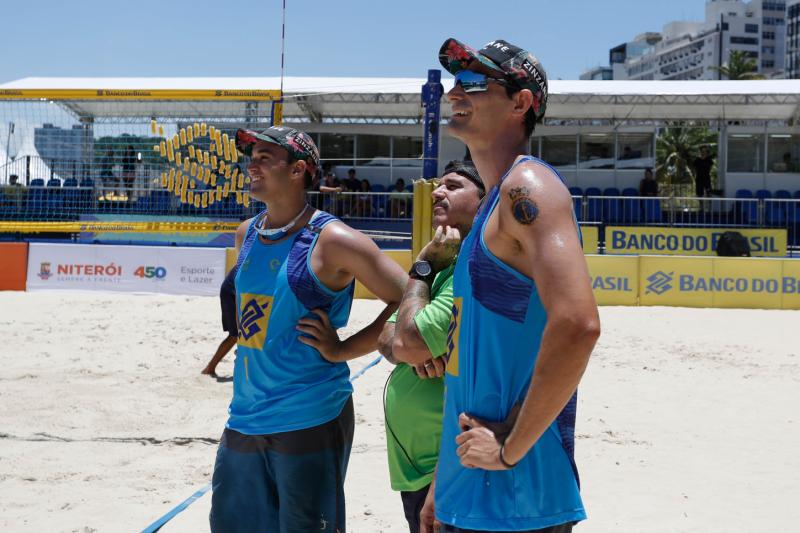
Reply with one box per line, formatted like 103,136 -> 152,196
508,187 -> 539,225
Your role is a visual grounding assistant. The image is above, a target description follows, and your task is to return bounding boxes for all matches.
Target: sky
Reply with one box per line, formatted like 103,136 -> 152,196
0,0 -> 711,84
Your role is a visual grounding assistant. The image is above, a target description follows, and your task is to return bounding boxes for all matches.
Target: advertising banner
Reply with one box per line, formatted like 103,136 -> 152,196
0,243 -> 28,291
586,255 -> 638,306
26,243 -> 225,296
606,227 -> 787,257
581,225 -> 599,255
639,255 -> 800,309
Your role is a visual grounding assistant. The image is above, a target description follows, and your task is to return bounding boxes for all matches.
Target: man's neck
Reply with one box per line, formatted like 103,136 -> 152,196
264,195 -> 308,228
467,135 -> 530,191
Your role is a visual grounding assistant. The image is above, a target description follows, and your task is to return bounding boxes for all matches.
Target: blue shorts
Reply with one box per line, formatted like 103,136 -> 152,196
210,397 -> 354,533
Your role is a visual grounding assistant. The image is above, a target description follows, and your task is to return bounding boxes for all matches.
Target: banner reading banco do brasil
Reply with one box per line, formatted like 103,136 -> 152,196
606,226 -> 787,257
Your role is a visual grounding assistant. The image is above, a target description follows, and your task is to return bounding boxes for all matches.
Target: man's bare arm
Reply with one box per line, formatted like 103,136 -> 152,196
298,224 -> 406,362
498,165 -> 600,464
391,278 -> 436,365
377,322 -> 399,364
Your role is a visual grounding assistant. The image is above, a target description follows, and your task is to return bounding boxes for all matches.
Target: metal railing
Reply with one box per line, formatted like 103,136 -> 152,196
0,184 -> 415,223
573,195 -> 799,228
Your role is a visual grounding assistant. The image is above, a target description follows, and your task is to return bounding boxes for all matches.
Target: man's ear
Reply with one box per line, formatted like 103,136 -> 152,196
512,89 -> 534,118
292,159 -> 307,179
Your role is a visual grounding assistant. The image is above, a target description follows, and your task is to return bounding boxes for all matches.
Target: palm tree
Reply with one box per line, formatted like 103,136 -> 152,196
710,50 -> 765,80
656,125 -> 717,196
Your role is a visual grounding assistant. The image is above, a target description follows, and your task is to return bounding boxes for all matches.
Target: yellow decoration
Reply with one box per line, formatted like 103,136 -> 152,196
194,194 -> 201,208
190,179 -> 196,189
193,123 -> 200,138
222,181 -> 230,197
243,194 -> 250,208
186,126 -> 194,143
166,138 -> 174,162
218,161 -> 226,175
229,139 -> 238,162
215,186 -> 223,202
211,155 -> 217,169
204,167 -> 211,184
204,151 -> 210,166
183,158 -> 190,172
237,172 -> 244,189
210,173 -> 217,187
150,120 -> 157,134
179,128 -> 187,146
231,167 -> 238,181
159,141 -> 166,157
160,172 -> 167,187
190,162 -> 197,177
222,133 -> 230,160
173,133 -> 180,148
201,123 -> 208,136
153,144 -> 159,153
176,152 -> 182,166
158,125 -> 164,136
215,130 -> 223,155
201,192 -> 208,209
188,145 -> 195,159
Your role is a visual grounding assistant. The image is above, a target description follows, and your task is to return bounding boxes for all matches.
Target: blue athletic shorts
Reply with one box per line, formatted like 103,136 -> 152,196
210,397 -> 354,533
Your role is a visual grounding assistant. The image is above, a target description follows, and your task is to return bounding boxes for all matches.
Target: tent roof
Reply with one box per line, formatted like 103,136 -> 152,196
3,77 -> 800,123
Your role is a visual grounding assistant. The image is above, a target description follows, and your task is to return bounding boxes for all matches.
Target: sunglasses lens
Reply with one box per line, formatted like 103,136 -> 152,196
455,70 -> 488,92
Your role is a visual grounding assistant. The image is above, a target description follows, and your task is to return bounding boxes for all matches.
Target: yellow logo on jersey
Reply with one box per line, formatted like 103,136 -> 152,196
445,297 -> 462,376
238,294 -> 273,350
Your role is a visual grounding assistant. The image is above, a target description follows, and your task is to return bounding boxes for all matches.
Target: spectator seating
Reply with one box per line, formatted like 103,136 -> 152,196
602,188 -> 622,223
585,187 -> 602,222
621,188 -> 642,223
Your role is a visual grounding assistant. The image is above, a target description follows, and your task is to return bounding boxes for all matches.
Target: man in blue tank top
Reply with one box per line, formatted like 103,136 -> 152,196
418,40 -> 602,533
209,126 -> 406,533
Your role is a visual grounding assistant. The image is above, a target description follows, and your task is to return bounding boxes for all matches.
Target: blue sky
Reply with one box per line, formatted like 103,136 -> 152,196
1,0 -> 709,84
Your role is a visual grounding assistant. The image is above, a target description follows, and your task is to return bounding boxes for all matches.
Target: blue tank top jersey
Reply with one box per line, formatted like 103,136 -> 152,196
435,156 -> 586,531
228,210 -> 355,435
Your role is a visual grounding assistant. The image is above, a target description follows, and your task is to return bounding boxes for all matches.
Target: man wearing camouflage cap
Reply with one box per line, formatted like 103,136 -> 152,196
419,39 -> 600,532
210,126 -> 406,532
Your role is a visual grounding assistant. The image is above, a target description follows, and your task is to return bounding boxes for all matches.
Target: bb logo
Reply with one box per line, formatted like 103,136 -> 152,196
38,262 -> 52,280
646,271 -> 674,295
445,298 -> 462,377
238,294 -> 273,350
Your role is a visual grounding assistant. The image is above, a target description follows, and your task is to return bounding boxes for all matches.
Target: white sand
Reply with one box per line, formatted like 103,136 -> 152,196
1,292 -> 799,532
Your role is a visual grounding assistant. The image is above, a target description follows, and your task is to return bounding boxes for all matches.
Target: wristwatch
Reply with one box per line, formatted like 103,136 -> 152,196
409,260 -> 435,283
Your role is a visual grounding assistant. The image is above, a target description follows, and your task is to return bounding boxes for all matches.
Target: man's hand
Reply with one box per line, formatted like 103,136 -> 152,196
419,484 -> 439,533
296,309 -> 345,363
455,404 -> 521,470
413,357 -> 446,379
418,225 -> 461,273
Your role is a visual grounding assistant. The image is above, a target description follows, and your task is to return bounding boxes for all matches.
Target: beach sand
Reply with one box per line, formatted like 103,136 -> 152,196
1,292 -> 798,532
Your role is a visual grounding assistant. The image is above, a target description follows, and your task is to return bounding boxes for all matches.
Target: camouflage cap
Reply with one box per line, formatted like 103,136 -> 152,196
439,38 -> 548,121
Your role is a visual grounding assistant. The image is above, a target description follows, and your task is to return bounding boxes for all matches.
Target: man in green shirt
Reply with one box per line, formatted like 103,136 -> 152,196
377,160 -> 484,533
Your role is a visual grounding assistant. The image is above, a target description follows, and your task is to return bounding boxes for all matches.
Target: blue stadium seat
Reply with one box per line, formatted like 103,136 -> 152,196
371,184 -> 386,193
27,179 -> 47,218
643,198 -> 662,223
765,201 -> 785,225
755,189 -> 772,200
603,188 -> 622,223
568,187 -> 583,196
62,178 -> 80,213
621,188 -> 642,223
584,187 -> 602,222
46,178 -> 61,188
775,190 -> 791,199
405,185 -> 413,192
734,189 -> 758,224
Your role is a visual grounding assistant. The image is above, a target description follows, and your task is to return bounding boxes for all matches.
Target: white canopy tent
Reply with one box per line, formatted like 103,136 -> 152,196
3,77 -> 800,124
